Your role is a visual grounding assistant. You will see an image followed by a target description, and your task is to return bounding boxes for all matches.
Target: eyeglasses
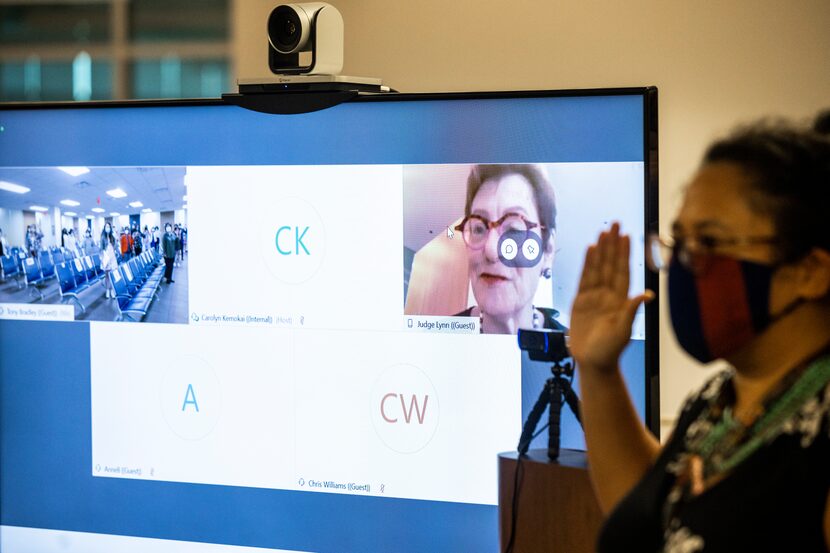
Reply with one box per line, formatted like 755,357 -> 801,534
646,232 -> 778,272
454,213 -> 545,250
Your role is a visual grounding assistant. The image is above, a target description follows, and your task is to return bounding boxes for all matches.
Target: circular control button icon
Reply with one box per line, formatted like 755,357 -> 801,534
499,229 -> 544,268
522,237 -> 541,261
500,238 -> 518,260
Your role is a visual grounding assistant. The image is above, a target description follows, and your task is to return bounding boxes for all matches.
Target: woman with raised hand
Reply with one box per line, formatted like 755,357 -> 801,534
570,118 -> 830,552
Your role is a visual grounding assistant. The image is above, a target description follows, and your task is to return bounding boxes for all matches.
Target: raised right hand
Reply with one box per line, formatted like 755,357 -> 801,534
569,223 -> 653,374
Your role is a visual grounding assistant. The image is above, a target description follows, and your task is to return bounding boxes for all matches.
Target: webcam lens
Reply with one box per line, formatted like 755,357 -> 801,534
269,6 -> 303,52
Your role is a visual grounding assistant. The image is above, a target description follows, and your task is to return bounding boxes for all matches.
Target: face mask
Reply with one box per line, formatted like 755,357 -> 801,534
668,253 -> 800,363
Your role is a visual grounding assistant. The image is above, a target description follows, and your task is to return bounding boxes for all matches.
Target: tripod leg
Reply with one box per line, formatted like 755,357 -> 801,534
517,381 -> 551,454
562,380 -> 583,426
548,377 -> 563,460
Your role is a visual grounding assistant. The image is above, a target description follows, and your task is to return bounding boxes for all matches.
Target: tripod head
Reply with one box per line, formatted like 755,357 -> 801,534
550,358 -> 574,378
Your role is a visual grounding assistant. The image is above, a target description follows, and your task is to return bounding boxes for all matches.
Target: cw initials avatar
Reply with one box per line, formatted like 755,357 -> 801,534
380,393 -> 430,424
371,364 -> 440,453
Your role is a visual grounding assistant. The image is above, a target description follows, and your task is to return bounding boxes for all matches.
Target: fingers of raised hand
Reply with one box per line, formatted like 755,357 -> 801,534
612,234 -> 631,296
578,244 -> 600,292
579,222 -> 632,295
598,223 -> 620,287
624,290 -> 655,324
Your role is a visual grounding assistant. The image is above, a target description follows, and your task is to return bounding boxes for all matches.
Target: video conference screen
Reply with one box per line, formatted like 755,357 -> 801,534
0,90 -> 657,552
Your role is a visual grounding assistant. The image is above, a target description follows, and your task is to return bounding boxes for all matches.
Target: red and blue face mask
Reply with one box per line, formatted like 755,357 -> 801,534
668,252 -> 789,363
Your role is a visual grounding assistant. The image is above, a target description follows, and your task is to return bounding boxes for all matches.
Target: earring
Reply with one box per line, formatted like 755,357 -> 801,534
542,267 -> 552,279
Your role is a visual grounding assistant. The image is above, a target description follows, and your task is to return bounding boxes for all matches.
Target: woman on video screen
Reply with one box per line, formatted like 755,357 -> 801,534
454,164 -> 564,334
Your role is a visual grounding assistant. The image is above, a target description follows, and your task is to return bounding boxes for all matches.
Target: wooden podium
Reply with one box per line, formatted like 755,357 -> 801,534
498,449 -> 604,553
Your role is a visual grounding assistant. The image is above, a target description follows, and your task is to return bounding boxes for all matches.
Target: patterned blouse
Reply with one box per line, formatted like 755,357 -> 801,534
597,358 -> 830,552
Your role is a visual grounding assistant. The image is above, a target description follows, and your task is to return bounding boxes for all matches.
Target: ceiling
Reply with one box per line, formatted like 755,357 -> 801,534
0,167 -> 187,217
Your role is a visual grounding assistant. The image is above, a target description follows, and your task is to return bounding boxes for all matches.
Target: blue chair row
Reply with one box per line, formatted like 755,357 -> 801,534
56,255 -> 109,312
129,249 -> 164,291
2,246 -> 110,296
52,248 -> 72,265
110,250 -> 164,322
22,250 -> 59,300
0,254 -> 24,288
51,245 -> 101,265
9,246 -> 27,269
6,244 -> 100,268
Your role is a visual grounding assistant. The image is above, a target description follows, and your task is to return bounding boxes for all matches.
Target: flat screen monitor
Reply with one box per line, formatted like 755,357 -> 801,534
0,88 -> 658,553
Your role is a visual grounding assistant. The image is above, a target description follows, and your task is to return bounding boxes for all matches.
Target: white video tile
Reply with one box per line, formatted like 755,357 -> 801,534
91,322 -> 295,490
292,330 -> 520,505
186,165 -> 404,332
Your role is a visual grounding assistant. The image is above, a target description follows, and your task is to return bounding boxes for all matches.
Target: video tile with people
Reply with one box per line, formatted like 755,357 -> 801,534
0,167 -> 189,324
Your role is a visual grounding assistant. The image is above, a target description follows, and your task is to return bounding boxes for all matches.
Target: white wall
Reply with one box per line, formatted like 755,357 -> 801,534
232,0 -> 830,436
160,211 -> 175,228
91,216 -> 107,238
0,208 -> 25,248
61,215 -> 81,235
140,212 -> 161,231
40,210 -> 56,248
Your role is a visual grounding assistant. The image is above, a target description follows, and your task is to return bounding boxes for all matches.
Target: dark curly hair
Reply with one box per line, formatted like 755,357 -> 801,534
703,113 -> 830,262
813,109 -> 830,135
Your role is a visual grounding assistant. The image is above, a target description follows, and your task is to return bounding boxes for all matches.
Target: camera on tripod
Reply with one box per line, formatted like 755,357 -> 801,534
517,328 -> 582,460
517,328 -> 570,363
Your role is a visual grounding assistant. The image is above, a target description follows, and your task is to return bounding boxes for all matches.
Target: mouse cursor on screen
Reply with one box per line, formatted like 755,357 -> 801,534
447,226 -> 454,239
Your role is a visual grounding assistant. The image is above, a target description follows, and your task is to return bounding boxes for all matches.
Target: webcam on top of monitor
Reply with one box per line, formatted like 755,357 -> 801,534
227,2 -> 390,111
267,3 -> 344,76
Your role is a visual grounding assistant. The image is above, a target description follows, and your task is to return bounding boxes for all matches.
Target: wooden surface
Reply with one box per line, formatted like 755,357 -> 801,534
498,449 -> 604,553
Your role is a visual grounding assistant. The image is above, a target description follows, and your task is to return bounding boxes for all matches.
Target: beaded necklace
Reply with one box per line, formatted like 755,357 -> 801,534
664,353 -> 830,524
478,306 -> 545,334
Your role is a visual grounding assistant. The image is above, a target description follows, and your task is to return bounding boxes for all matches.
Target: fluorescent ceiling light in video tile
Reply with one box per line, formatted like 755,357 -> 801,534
64,211 -> 77,216
0,181 -> 30,194
60,199 -> 80,206
30,205 -> 49,212
58,167 -> 90,177
129,201 -> 143,208
141,208 -> 152,213
91,207 -> 105,213
110,212 -> 121,217
106,188 -> 127,198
